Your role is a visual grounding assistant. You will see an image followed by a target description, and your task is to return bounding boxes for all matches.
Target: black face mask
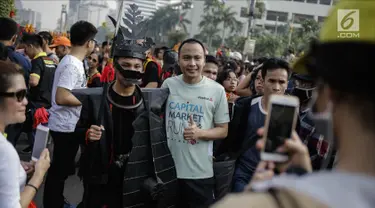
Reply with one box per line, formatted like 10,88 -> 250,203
114,62 -> 144,85
292,87 -> 314,104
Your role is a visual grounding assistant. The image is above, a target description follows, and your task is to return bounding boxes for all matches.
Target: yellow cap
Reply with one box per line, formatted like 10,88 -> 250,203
319,0 -> 375,43
293,0 -> 375,74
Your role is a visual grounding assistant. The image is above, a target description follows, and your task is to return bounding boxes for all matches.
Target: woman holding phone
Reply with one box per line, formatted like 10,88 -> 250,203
0,60 -> 50,208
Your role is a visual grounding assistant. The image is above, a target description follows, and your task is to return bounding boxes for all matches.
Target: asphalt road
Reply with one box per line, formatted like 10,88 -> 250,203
16,133 -> 83,207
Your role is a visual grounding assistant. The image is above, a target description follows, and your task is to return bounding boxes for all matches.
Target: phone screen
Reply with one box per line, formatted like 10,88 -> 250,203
32,125 -> 49,161
264,104 -> 296,154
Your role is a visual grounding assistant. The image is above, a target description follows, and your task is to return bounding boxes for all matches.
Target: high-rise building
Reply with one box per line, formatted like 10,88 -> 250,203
120,0 -> 183,20
186,0 -> 334,38
258,0 -> 334,32
66,0 -> 109,28
69,0 -> 81,14
16,8 -> 42,30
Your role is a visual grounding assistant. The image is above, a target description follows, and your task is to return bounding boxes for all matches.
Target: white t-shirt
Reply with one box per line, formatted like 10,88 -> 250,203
48,55 -> 87,132
252,171 -> 375,208
0,134 -> 26,208
162,75 -> 230,179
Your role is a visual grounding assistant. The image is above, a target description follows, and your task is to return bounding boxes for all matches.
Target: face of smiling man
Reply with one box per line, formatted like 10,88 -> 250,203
179,42 -> 205,84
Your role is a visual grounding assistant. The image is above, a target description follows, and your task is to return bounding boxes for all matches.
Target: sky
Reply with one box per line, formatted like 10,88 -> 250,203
21,0 -> 117,30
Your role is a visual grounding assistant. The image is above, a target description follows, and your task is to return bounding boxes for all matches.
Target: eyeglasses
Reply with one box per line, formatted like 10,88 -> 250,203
90,38 -> 98,45
0,89 -> 27,102
88,56 -> 97,63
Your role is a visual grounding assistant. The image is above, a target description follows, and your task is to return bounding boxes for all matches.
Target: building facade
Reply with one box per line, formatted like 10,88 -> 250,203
16,8 -> 42,30
186,0 -> 334,38
66,0 -> 109,28
257,0 -> 334,32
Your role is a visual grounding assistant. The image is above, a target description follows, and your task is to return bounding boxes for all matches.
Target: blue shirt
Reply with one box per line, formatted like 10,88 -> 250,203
7,46 -> 31,83
236,96 -> 266,177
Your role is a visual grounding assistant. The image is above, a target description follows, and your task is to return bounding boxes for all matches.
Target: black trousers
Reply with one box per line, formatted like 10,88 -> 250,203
177,177 -> 215,208
43,130 -> 84,208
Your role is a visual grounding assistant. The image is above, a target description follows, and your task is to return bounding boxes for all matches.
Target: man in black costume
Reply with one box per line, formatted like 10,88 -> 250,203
73,6 -> 177,208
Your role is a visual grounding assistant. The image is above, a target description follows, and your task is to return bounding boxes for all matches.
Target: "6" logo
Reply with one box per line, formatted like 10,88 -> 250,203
340,11 -> 356,30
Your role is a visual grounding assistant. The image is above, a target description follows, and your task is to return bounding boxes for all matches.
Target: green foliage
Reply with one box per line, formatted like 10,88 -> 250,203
168,30 -> 187,46
147,6 -> 191,43
254,0 -> 266,19
252,19 -> 320,57
254,33 -> 283,57
225,36 -> 247,52
0,0 -> 13,18
198,0 -> 243,47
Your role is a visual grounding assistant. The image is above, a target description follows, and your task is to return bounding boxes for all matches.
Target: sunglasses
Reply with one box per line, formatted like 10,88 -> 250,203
88,56 -> 97,63
0,89 -> 27,102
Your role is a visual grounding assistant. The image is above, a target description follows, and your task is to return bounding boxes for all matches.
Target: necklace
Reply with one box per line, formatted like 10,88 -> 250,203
106,83 -> 143,110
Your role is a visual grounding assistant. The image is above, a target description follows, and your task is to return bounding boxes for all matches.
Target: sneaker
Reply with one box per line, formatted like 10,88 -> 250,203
22,146 -> 33,153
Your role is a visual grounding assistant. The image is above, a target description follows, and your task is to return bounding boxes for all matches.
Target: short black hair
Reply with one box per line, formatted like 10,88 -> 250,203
70,21 -> 98,46
154,47 -> 162,56
38,31 -> 53,45
22,34 -> 43,48
307,42 -> 375,130
257,57 -> 269,64
217,69 -> 236,86
102,41 -> 111,48
223,60 -> 237,71
261,58 -> 290,79
0,17 -> 18,41
178,38 -> 205,56
206,55 -> 218,66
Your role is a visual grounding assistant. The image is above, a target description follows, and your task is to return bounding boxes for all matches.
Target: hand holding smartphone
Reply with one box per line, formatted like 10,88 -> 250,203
32,124 -> 50,161
261,94 -> 299,162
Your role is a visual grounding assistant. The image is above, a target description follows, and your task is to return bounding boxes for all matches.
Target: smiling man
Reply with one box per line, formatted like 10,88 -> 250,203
162,38 -> 229,208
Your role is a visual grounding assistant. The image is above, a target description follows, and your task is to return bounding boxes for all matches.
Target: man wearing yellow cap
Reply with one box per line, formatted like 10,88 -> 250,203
213,0 -> 375,207
49,36 -> 71,60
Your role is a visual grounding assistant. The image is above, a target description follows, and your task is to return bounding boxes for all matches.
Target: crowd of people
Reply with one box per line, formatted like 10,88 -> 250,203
0,0 -> 375,207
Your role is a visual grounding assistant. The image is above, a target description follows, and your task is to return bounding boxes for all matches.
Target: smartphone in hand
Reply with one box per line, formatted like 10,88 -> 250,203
261,94 -> 299,162
31,124 -> 50,161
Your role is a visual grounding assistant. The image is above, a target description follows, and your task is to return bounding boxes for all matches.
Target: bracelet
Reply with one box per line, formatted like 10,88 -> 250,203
26,184 -> 38,192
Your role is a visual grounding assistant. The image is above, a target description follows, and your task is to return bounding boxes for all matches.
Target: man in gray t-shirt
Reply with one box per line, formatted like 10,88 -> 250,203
162,39 -> 229,208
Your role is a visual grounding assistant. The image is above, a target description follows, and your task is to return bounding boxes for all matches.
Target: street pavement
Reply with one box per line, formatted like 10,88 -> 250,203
16,133 -> 83,207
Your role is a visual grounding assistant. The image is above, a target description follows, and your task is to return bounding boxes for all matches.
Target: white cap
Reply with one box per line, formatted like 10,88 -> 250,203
230,51 -> 242,61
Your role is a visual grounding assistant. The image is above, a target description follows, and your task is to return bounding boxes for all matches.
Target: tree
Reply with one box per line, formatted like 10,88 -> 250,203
0,0 -> 13,18
219,6 -> 243,45
225,35 -> 247,52
168,30 -> 187,46
198,13 -> 221,47
147,6 -> 190,43
199,0 -> 242,46
254,0 -> 266,19
203,0 -> 223,13
254,34 -> 283,57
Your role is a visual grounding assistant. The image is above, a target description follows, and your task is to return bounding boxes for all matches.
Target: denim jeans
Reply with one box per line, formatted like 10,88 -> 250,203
232,146 -> 260,192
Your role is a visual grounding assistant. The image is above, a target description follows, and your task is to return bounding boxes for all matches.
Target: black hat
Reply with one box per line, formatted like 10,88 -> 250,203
108,4 -> 154,61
